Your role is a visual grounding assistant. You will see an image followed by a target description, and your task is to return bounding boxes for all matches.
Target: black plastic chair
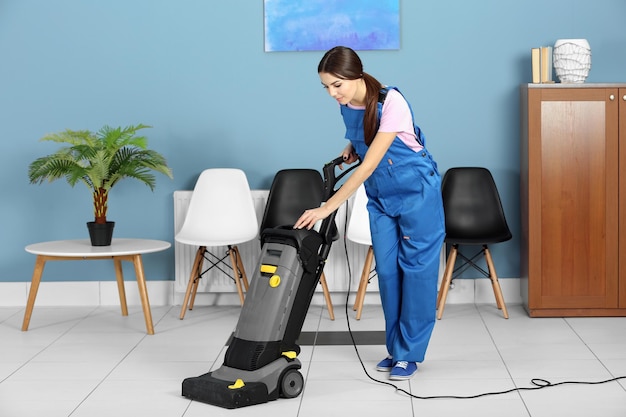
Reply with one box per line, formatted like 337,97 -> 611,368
260,169 -> 336,320
436,167 -> 511,319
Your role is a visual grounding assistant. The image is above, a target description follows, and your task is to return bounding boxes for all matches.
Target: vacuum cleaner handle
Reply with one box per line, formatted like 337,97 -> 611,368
322,156 -> 360,201
317,156 -> 361,257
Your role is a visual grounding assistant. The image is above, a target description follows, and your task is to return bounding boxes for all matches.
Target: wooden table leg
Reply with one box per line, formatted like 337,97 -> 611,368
113,258 -> 129,316
22,255 -> 47,331
130,254 -> 155,335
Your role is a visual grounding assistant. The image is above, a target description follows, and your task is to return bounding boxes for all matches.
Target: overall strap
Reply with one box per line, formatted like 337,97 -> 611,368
378,86 -> 426,148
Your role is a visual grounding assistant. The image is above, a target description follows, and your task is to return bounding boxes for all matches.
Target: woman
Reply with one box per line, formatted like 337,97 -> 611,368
294,46 -> 445,380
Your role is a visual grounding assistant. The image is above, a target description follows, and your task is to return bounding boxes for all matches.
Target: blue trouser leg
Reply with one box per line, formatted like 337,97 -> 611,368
368,165 -> 445,363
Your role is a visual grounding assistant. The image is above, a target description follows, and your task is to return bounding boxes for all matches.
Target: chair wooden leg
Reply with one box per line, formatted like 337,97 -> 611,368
231,246 -> 249,292
437,245 -> 457,320
179,246 -> 206,319
483,246 -> 509,319
319,272 -> 335,320
228,246 -> 246,306
188,247 -> 207,311
188,271 -> 201,310
354,246 -> 374,320
353,246 -> 373,311
353,259 -> 366,311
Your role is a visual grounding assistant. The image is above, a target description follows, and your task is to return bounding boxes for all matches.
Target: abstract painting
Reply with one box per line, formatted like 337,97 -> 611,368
264,0 -> 400,52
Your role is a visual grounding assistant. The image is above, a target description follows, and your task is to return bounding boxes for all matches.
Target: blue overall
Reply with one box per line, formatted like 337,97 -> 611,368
341,88 -> 445,363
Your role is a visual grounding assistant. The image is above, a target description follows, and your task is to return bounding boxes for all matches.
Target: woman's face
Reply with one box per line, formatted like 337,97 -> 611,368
319,72 -> 364,106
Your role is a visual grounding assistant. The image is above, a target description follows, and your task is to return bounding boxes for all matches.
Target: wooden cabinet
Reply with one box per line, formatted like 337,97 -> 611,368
520,84 -> 626,317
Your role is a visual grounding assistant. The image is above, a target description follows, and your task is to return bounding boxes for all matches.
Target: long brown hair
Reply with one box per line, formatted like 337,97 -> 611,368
318,46 -> 382,145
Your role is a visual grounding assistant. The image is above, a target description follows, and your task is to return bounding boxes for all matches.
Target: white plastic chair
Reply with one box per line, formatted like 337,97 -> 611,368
346,184 -> 376,320
176,168 -> 259,319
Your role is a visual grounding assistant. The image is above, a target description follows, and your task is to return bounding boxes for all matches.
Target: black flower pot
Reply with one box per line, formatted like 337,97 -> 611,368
87,221 -> 115,246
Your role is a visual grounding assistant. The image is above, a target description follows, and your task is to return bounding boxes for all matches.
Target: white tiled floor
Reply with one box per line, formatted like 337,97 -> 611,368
1,303 -> 626,416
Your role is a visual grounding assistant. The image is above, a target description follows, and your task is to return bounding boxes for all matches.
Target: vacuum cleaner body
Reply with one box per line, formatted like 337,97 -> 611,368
182,157 -> 356,409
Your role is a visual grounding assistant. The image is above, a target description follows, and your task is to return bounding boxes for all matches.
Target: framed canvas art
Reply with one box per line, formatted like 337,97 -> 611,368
264,0 -> 400,52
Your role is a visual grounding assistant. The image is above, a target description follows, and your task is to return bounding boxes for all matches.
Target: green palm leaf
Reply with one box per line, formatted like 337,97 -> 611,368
28,124 -> 173,224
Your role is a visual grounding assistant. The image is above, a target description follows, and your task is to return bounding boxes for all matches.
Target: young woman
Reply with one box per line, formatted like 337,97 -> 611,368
294,46 -> 445,380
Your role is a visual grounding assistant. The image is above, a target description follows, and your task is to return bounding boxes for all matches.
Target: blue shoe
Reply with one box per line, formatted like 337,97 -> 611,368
376,355 -> 394,371
389,361 -> 418,380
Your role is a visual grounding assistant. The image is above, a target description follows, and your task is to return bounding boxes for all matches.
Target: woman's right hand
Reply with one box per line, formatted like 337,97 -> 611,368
340,145 -> 358,168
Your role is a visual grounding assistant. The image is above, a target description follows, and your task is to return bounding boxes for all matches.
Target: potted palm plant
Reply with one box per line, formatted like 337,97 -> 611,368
28,123 -> 173,246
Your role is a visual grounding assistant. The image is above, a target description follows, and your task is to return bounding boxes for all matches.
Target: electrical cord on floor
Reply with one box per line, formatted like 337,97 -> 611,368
339,201 -> 626,399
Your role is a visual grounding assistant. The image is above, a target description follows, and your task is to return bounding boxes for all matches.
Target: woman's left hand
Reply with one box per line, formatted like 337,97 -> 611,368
294,206 -> 330,230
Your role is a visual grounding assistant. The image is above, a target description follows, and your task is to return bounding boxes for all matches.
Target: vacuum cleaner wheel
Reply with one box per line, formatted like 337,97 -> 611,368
279,368 -> 304,399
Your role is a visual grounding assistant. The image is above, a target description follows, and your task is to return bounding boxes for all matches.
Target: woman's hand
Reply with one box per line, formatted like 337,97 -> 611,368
294,205 -> 331,230
340,145 -> 358,168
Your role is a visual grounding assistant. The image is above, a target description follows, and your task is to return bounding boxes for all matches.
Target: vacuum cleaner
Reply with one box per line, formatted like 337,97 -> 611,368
182,156 -> 358,409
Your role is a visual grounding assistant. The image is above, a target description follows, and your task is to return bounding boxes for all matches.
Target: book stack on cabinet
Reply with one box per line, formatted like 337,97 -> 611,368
531,46 -> 554,84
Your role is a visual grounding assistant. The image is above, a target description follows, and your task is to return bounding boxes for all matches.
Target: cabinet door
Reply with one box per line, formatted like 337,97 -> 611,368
617,88 -> 626,308
528,88 -> 619,309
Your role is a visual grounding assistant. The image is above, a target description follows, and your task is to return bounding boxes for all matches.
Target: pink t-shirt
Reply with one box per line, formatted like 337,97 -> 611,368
347,88 -> 423,152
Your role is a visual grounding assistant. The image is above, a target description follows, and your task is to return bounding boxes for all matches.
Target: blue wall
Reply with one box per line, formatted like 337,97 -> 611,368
1,0 -> 625,282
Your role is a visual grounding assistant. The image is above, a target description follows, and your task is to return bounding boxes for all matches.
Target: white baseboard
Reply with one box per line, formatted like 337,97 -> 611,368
0,281 -> 175,307
0,278 -> 521,307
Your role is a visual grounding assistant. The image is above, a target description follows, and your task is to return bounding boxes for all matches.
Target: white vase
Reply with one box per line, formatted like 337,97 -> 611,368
553,39 -> 591,83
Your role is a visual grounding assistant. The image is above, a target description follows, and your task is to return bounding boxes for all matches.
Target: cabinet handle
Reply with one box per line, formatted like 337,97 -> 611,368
623,95 -> 626,101
609,94 -> 615,101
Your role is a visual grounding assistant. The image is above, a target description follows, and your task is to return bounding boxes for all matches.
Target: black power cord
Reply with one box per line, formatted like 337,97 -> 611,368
339,201 -> 626,400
